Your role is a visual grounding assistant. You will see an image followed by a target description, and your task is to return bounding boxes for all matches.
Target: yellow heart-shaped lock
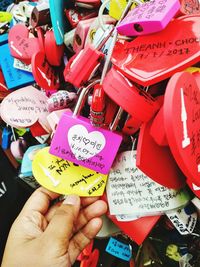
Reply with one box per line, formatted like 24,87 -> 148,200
32,147 -> 108,196
0,12 -> 12,23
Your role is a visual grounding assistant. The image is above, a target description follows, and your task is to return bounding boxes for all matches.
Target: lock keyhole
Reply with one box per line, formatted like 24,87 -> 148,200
32,12 -> 37,23
75,34 -> 82,46
134,23 -> 143,32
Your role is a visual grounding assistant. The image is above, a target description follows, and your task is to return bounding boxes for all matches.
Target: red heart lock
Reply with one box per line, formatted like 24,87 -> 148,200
45,30 -> 64,67
136,118 -> 186,189
112,15 -> 200,86
108,214 -> 161,245
36,27 -> 45,53
32,51 -> 60,91
8,24 -> 40,65
164,71 -> 200,186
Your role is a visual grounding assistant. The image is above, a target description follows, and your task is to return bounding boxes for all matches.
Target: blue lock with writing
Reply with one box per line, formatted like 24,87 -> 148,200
0,44 -> 34,90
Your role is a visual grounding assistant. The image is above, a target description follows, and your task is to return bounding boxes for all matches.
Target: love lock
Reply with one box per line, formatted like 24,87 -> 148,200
117,0 -> 180,36
164,71 -> 200,186
102,67 -> 160,122
49,80 -> 122,174
8,24 -> 40,65
31,51 -> 60,91
112,15 -> 200,86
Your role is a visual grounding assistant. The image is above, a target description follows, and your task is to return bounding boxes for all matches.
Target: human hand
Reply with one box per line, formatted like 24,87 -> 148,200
1,187 -> 107,267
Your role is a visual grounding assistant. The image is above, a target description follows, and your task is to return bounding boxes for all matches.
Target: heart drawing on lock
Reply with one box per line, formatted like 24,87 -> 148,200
68,124 -> 106,160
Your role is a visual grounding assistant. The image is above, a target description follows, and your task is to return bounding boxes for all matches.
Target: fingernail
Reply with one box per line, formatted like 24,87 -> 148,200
63,195 -> 79,205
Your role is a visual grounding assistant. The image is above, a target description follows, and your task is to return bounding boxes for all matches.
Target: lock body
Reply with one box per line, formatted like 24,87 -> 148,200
64,45 -> 104,88
117,0 -> 180,36
103,67 -> 160,122
73,17 -> 96,53
49,111 -> 122,174
112,15 -> 200,86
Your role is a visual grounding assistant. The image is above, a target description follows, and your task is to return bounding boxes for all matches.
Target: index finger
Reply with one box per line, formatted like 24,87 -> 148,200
20,187 -> 60,216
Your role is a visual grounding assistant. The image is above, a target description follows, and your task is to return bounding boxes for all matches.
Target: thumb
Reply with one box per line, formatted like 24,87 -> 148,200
43,195 -> 80,247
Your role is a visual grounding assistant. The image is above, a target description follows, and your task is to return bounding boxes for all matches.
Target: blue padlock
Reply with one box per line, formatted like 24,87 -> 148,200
0,44 -> 34,90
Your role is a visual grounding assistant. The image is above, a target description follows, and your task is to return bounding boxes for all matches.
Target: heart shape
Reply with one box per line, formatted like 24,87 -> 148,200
164,71 -> 200,186
0,86 -> 50,130
112,15 -> 200,86
31,51 -> 60,91
8,24 -> 40,65
68,124 -> 106,160
32,147 -> 108,196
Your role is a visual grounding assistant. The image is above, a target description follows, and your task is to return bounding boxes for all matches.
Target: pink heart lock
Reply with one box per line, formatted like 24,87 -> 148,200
164,71 -> 200,186
8,24 -> 40,65
0,86 -> 50,132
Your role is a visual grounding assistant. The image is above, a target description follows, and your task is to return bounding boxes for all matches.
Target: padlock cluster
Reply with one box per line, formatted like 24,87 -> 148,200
0,0 -> 200,266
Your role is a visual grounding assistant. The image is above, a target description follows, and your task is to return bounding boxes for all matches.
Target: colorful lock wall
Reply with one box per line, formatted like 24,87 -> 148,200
0,0 -> 200,266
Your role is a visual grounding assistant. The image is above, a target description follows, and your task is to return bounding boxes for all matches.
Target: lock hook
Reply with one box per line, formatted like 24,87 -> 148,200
73,79 -> 100,117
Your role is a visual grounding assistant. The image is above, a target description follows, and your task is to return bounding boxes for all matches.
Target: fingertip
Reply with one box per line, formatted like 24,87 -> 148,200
96,200 -> 108,214
63,195 -> 80,206
87,217 -> 104,236
37,187 -> 61,200
81,196 -> 100,207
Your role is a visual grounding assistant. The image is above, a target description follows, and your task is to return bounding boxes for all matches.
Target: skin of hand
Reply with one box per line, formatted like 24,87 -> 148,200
1,187 -> 108,267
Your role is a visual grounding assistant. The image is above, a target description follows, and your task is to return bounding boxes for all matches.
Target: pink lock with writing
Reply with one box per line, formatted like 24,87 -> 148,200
49,82 -> 122,174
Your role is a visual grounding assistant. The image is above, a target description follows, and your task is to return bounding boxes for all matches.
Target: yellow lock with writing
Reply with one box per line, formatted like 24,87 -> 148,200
32,147 -> 108,196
